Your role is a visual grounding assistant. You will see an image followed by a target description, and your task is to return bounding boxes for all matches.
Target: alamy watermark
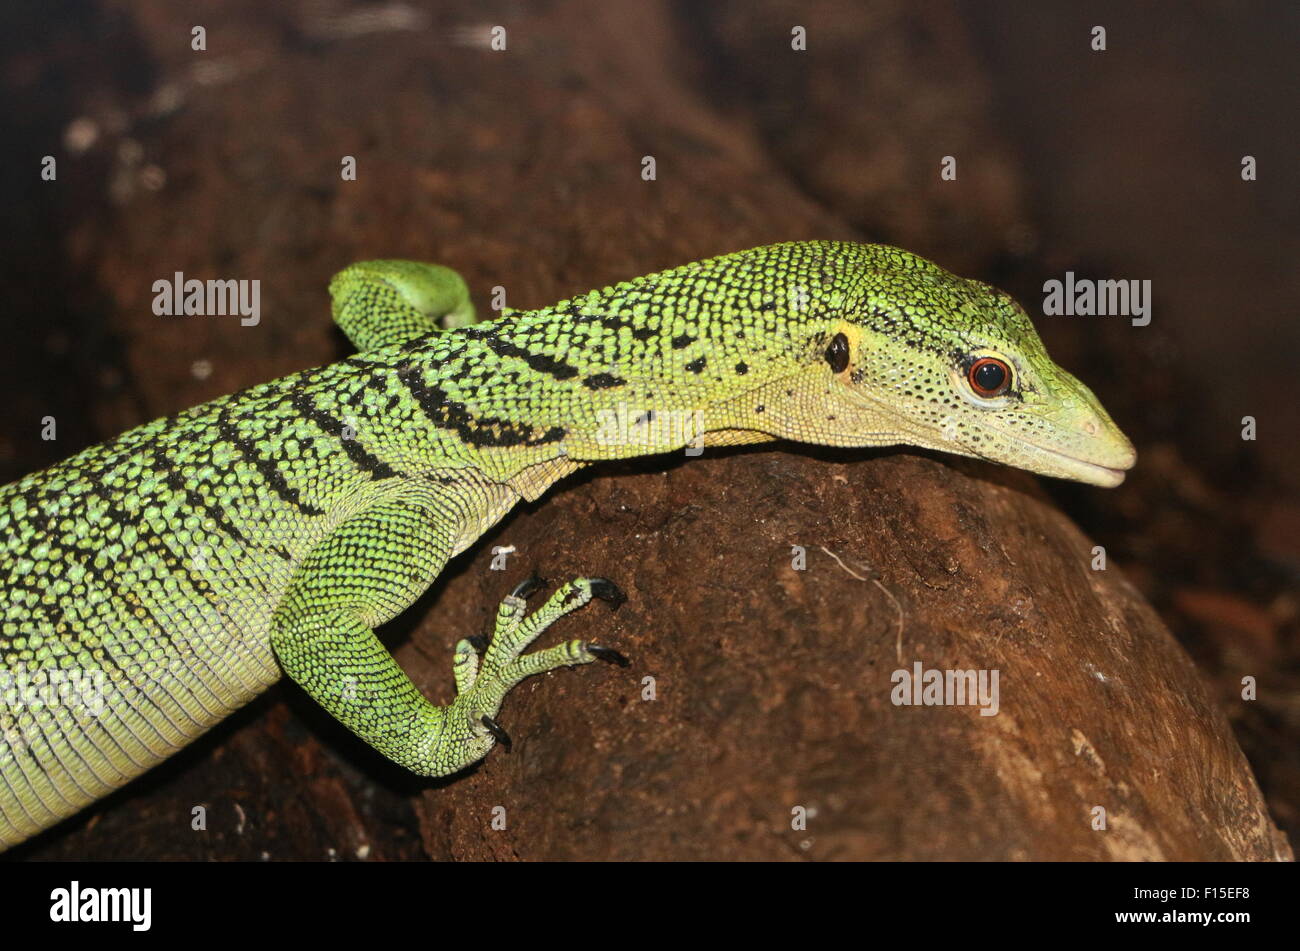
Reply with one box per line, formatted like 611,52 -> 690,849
594,401 -> 705,456
1,664 -> 108,717
50,881 -> 151,931
891,662 -> 1000,716
1042,272 -> 1151,326
152,271 -> 260,326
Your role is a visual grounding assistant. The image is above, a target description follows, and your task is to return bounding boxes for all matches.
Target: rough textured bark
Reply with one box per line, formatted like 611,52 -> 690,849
415,448 -> 1290,861
1,0 -> 1289,860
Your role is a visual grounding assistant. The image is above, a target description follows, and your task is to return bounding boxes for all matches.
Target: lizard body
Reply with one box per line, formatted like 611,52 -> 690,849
0,241 -> 1134,849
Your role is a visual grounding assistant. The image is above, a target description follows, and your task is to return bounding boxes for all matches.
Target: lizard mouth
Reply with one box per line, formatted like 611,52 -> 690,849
1002,437 -> 1136,487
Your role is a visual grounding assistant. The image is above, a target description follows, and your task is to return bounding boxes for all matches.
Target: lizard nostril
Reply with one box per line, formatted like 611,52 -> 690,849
1083,420 -> 1098,435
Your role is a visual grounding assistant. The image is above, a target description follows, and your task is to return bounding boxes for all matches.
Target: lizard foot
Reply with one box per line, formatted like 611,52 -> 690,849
444,577 -> 628,763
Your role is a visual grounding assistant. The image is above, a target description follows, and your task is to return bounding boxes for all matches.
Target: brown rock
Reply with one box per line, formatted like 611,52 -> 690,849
413,449 -> 1290,861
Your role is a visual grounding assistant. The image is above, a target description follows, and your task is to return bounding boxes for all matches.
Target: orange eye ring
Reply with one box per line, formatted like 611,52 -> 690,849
968,357 -> 1012,398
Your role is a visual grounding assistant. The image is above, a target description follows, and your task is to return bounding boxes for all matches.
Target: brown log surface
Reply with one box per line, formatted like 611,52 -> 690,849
417,447 -> 1290,861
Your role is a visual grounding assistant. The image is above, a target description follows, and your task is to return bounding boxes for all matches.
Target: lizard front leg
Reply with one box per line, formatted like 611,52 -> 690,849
268,490 -> 625,776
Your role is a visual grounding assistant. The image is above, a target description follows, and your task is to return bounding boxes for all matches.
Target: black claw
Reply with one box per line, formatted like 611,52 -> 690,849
511,574 -> 547,600
481,714 -> 512,751
588,577 -> 627,611
588,644 -> 631,668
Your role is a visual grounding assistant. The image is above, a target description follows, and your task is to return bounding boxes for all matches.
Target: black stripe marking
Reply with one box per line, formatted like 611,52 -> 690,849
482,333 -> 579,381
150,446 -> 249,547
290,387 -> 400,480
217,406 -> 325,517
397,364 -> 566,449
583,373 -> 626,390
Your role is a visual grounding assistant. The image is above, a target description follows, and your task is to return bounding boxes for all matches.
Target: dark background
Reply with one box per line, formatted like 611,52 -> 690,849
0,1 -> 1295,858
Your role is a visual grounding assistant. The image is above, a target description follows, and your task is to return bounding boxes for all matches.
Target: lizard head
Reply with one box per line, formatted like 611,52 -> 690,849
731,244 -> 1136,487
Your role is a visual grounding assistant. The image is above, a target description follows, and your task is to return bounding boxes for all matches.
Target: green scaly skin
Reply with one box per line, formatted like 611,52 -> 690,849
0,241 -> 1135,849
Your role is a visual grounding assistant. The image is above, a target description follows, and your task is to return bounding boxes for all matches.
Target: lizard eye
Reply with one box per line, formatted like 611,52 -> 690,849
968,357 -> 1011,398
825,333 -> 850,374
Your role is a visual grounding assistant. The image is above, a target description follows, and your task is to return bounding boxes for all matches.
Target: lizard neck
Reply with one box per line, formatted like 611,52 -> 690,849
388,306 -> 791,484
385,240 -> 881,484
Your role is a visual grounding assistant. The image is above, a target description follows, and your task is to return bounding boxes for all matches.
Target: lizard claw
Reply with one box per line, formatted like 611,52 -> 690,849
588,578 -> 626,611
481,714 -> 512,751
587,643 -> 630,667
510,574 -> 548,600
